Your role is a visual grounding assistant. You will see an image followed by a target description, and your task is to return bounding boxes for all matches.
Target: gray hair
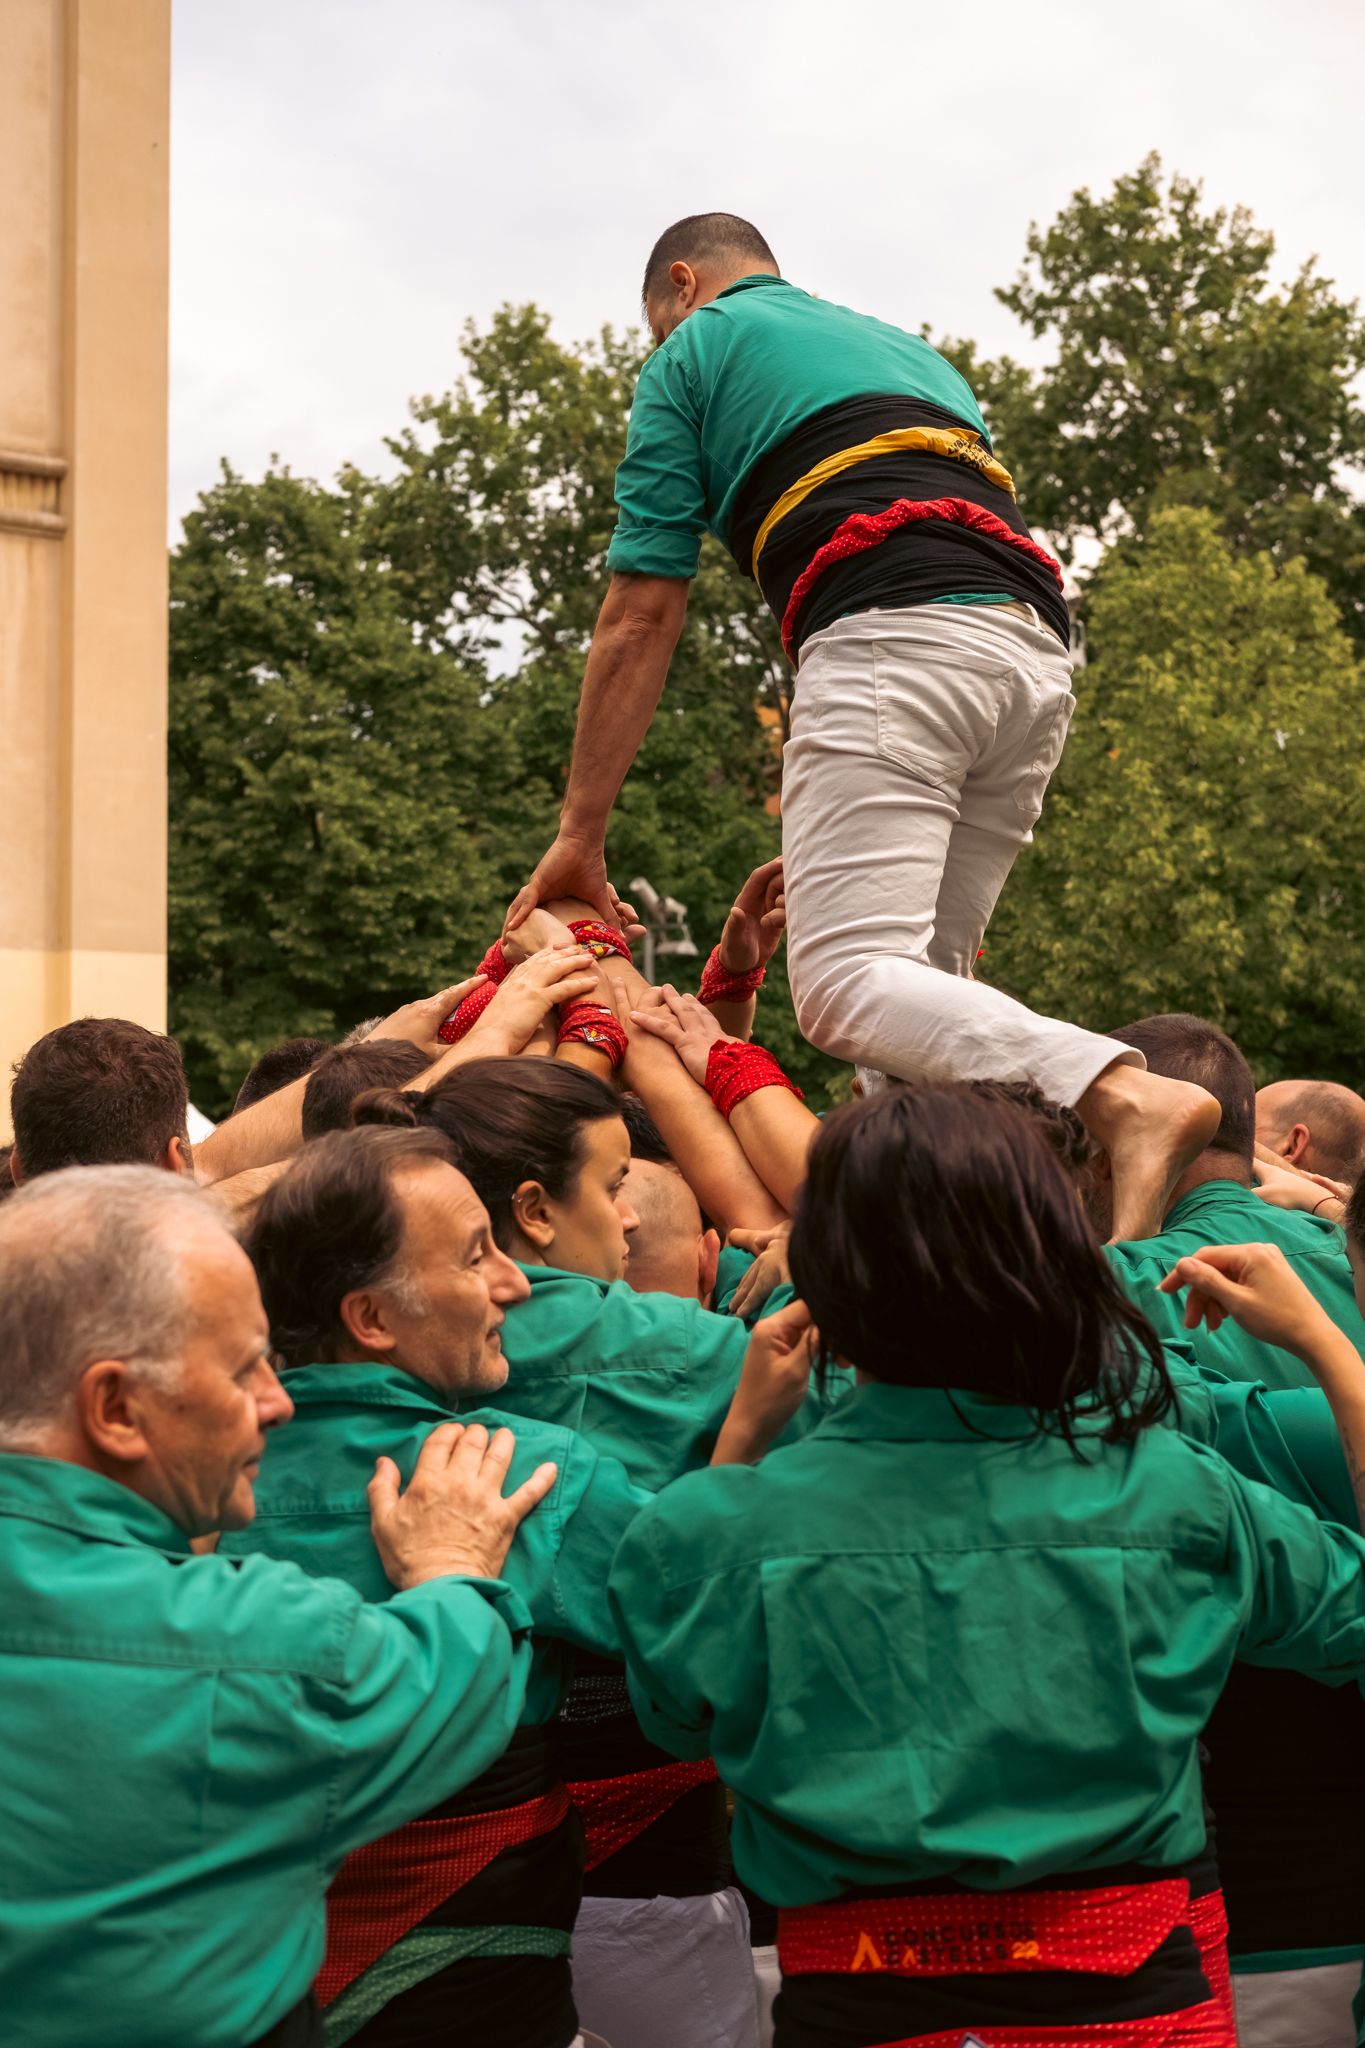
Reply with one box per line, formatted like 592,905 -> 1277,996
0,1166 -> 232,1444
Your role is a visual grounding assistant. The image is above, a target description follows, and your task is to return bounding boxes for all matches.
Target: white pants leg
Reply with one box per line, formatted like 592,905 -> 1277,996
781,604 -> 1140,1106
571,1888 -> 759,2048
1232,1958 -> 1362,2046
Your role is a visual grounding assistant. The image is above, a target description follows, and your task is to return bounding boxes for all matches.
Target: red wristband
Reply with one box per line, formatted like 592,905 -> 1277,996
568,919 -> 633,965
699,944 -> 765,1007
557,1001 -> 628,1071
705,1039 -> 802,1120
437,941 -> 509,1044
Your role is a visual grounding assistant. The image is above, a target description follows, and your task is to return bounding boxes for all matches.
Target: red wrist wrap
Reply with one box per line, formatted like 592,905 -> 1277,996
705,1039 -> 802,1120
557,1001 -> 628,1071
437,941 -> 509,1044
698,943 -> 765,1007
568,919 -> 633,965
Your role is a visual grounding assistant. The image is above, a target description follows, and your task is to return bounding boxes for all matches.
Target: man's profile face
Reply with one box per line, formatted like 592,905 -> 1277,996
380,1164 -> 530,1398
134,1234 -> 291,1534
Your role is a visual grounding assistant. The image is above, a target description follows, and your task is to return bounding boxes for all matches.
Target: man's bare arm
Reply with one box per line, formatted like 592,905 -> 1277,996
506,575 -> 689,932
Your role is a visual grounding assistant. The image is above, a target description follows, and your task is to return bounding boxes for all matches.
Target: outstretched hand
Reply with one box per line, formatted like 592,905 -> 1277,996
1158,1240 -> 1342,1359
369,975 -> 490,1057
504,833 -> 642,942
472,946 -> 600,1055
629,984 -> 729,1087
368,1421 -> 558,1590
712,1299 -> 818,1465
718,856 -> 786,977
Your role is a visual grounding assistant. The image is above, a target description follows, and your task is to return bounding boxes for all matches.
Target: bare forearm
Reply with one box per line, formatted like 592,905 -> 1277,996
624,1032 -> 785,1233
729,1090 -> 820,1214
196,1078 -> 309,1181
559,579 -> 686,837
706,996 -> 756,1042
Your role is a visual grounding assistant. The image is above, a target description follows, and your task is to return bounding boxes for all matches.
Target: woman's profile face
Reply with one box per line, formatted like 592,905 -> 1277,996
541,1117 -> 638,1286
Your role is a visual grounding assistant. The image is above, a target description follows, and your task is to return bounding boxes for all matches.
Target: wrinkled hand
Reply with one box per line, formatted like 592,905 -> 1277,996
469,946 -> 601,1055
368,975 -> 490,1057
1158,1240 -> 1342,1359
727,1224 -> 792,1321
713,1300 -> 818,1464
368,1422 -> 558,1590
505,834 -> 641,942
718,856 -> 786,978
629,984 -> 729,1087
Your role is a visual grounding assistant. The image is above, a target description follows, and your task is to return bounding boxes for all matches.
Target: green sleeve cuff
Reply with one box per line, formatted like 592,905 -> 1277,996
605,527 -> 700,580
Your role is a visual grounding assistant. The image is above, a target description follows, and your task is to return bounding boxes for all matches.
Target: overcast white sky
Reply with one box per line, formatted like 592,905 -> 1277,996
168,0 -> 1365,533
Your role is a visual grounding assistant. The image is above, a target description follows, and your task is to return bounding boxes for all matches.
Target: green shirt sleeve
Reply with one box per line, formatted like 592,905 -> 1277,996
318,1575 -> 535,1857
1223,1461 -> 1365,1680
540,1436 -> 651,1659
1206,1378 -> 1359,1530
605,348 -> 708,580
607,1473 -> 755,1762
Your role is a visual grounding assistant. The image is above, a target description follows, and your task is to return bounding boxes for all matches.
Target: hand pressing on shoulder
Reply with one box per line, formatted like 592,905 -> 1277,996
630,984 -> 730,1087
367,975 -> 492,1057
368,1422 -> 558,1589
1253,1145 -> 1349,1222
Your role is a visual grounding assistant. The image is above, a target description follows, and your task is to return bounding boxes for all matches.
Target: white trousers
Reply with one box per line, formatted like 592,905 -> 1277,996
571,1888 -> 760,2048
1232,1958 -> 1362,2047
781,604 -> 1139,1107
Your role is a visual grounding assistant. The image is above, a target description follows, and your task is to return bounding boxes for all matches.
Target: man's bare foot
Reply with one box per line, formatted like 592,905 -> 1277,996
1077,1062 -> 1222,1243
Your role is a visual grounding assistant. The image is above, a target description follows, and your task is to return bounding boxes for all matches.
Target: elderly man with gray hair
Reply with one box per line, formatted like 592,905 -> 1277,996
0,1166 -> 557,2048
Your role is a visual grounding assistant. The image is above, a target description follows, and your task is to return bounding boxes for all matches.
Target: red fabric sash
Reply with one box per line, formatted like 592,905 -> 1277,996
566,1758 -> 719,1872
315,1785 -> 570,2007
1186,1884 -> 1234,2035
861,2008 -> 1234,2048
781,496 -> 1064,659
778,1880 -> 1190,1979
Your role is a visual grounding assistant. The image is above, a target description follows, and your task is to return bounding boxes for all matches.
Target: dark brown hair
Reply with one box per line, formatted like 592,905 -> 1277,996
641,212 -> 777,309
234,1036 -> 331,1113
301,1040 -> 428,1141
353,1056 -> 623,1248
1110,1013 -> 1255,1165
788,1086 -> 1172,1449
245,1126 -> 455,1369
11,1018 -> 190,1179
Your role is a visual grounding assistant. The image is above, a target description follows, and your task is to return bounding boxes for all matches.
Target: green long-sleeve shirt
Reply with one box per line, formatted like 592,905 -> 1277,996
0,1453 -> 532,2048
222,1362 -> 650,1722
609,1381 -> 1365,1907
1108,1180 -> 1365,1392
489,1263 -> 842,1494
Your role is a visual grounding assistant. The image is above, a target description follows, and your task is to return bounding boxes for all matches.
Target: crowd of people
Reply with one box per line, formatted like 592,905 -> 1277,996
4,873 -> 1365,2048
6,212 -> 1365,2048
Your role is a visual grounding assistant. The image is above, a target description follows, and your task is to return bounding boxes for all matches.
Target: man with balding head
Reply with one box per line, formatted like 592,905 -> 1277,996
1256,1078 -> 1365,1187
0,1166 -> 554,2048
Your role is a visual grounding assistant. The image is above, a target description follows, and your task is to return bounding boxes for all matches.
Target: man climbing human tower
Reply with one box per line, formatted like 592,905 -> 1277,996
508,212 -> 1216,1237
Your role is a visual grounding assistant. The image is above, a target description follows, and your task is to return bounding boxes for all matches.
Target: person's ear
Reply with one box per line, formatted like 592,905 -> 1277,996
338,1286 -> 400,1357
165,1133 -> 195,1177
667,258 -> 697,307
7,1145 -> 22,1188
699,1227 -> 722,1308
510,1179 -> 557,1253
76,1360 -> 154,1467
1284,1123 -> 1312,1167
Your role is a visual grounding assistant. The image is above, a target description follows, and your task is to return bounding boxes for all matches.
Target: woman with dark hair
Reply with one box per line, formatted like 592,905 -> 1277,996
609,1085 -> 1365,2048
357,1058 -> 838,2048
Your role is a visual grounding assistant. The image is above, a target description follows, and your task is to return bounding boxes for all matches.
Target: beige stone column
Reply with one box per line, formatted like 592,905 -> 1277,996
0,0 -> 171,1134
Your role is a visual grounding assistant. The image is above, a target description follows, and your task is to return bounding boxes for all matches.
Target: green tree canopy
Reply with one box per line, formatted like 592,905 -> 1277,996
943,155 -> 1365,639
985,507 -> 1365,1079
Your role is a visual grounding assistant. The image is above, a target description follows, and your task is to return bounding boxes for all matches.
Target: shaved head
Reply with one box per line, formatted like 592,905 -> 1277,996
641,212 -> 779,342
1256,1079 -> 1365,1185
622,1160 -> 716,1304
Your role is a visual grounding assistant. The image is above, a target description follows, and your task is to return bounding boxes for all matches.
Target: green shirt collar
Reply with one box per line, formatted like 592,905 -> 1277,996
813,1379 -> 1084,1445
1163,1178 -> 1260,1234
715,273 -> 791,302
285,1360 -> 457,1415
0,1451 -> 192,1554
